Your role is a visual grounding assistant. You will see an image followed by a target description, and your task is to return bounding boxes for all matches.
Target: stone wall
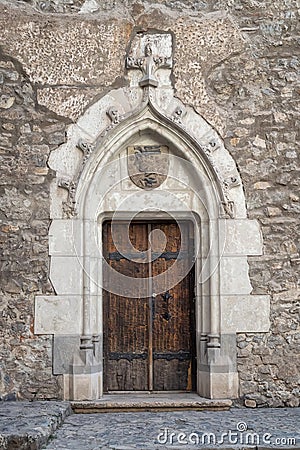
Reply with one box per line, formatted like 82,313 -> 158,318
0,49 -> 70,400
0,0 -> 299,405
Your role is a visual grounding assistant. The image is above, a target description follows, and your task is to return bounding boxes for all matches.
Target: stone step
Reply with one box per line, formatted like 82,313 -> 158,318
71,393 -> 232,413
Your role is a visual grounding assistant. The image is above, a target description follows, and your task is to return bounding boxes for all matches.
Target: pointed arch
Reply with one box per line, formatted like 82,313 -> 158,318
34,85 -> 269,402
76,101 -> 225,220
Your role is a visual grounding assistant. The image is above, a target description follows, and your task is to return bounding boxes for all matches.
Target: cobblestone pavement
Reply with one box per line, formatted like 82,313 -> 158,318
46,408 -> 300,450
0,401 -> 71,450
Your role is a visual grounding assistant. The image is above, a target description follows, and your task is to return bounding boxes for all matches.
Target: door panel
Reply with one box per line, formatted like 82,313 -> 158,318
152,222 -> 195,391
103,220 -> 195,392
103,222 -> 149,391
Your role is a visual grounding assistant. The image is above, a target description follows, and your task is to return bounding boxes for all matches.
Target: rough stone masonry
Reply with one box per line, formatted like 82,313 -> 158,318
0,0 -> 299,407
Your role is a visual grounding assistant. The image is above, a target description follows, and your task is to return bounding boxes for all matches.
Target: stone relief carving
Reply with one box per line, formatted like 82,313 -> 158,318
171,106 -> 187,125
221,200 -> 235,218
218,174 -> 240,218
127,145 -> 169,189
99,106 -> 125,139
107,106 -> 120,125
57,177 -> 77,216
57,177 -> 76,200
56,140 -> 95,216
198,138 -> 238,217
126,42 -> 172,88
223,175 -> 241,190
77,139 -> 95,164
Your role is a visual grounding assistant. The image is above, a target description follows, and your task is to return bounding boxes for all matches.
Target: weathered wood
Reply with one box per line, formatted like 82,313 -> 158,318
103,222 -> 149,391
152,222 -> 196,391
103,221 -> 196,392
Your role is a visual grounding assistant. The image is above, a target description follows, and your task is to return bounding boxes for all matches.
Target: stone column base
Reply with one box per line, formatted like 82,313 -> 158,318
197,369 -> 239,399
63,350 -> 103,401
63,371 -> 102,401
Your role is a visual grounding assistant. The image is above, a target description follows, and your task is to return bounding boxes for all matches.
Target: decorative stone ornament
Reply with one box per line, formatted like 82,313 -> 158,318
77,139 -> 95,164
127,145 -> 169,189
36,31 -> 270,402
224,175 -> 241,190
171,106 -> 187,125
57,177 -> 76,202
126,41 -> 172,88
106,106 -> 120,124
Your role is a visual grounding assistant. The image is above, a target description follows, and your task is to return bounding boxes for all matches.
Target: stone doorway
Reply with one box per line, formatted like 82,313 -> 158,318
102,220 -> 196,392
34,31 -> 270,401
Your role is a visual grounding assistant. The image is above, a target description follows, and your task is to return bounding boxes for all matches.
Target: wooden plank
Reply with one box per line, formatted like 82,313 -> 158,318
148,223 -> 153,391
152,222 -> 196,391
103,221 -> 149,391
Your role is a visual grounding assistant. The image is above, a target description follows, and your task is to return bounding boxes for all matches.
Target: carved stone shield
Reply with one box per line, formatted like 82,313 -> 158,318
127,145 -> 169,189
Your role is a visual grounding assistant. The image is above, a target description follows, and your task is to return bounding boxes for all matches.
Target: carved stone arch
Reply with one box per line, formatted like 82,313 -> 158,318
35,33 -> 270,401
77,101 -> 224,218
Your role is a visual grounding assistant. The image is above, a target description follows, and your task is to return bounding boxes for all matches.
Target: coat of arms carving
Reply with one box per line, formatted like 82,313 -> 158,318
127,145 -> 169,189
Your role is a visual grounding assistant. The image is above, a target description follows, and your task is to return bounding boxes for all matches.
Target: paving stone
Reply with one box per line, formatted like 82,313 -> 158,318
0,401 -> 72,450
45,407 -> 300,450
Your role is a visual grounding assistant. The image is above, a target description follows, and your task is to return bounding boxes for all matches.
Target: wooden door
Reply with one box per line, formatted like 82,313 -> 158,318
103,221 -> 196,392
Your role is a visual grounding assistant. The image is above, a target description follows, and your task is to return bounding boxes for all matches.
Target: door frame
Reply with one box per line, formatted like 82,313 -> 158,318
99,212 -> 200,394
102,218 -> 197,393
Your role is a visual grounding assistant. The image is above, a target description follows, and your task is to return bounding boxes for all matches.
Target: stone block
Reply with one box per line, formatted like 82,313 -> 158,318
220,219 -> 263,256
265,206 -> 282,217
49,219 -> 82,256
198,370 -> 239,399
50,256 -> 83,295
221,295 -> 270,333
48,136 -> 83,180
34,295 -> 82,335
220,257 -> 252,295
245,399 -> 257,408
53,335 -> 81,374
63,372 -> 102,401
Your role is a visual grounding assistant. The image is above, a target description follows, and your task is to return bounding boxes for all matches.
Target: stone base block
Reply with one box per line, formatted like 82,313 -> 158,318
63,372 -> 103,401
198,370 -> 239,399
63,349 -> 103,400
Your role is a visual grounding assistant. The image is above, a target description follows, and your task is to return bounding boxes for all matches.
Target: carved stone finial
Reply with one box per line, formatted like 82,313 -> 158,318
77,139 -> 95,164
57,177 -> 76,201
221,200 -> 235,218
223,176 -> 240,190
107,106 -> 120,125
126,41 -> 172,88
171,106 -> 187,125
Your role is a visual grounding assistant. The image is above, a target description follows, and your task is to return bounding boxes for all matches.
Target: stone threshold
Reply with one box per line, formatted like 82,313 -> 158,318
71,393 -> 232,413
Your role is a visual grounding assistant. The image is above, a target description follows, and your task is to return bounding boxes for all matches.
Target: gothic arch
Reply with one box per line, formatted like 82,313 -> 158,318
34,33 -> 270,401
